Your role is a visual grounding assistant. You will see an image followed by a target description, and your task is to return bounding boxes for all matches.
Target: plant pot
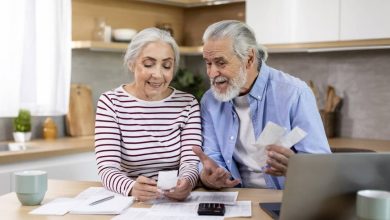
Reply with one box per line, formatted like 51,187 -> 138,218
13,132 -> 32,143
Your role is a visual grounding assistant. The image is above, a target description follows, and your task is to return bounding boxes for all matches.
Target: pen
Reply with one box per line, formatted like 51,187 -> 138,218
89,195 -> 115,206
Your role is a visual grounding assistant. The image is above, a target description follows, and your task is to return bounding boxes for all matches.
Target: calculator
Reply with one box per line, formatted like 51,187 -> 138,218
197,203 -> 225,216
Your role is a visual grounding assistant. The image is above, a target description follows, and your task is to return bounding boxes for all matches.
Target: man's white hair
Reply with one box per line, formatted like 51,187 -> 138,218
203,20 -> 267,71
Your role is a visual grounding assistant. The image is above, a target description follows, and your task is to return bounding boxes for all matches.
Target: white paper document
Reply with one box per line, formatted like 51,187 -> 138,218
225,201 -> 252,217
157,170 -> 178,190
114,206 -> 223,220
29,198 -> 77,216
150,201 -> 251,218
185,191 -> 238,205
69,187 -> 134,215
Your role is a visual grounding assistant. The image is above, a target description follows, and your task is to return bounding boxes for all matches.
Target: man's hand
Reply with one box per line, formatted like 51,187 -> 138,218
164,178 -> 192,201
264,145 -> 295,176
192,146 -> 240,189
130,176 -> 160,202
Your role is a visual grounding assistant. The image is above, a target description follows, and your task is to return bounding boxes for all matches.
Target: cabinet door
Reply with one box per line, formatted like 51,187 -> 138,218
340,0 -> 390,40
246,0 -> 339,44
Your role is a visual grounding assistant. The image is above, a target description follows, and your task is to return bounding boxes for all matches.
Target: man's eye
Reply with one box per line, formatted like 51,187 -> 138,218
205,62 -> 211,66
217,62 -> 225,66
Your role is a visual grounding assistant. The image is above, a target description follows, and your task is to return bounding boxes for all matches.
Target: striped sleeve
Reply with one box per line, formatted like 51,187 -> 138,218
179,97 -> 202,188
95,93 -> 135,196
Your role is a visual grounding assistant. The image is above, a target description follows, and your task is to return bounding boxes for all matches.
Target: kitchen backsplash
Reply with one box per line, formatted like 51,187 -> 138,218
0,49 -> 389,141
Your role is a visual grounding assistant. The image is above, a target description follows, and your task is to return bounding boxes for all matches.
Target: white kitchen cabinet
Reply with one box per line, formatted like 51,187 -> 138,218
340,0 -> 390,40
246,0 -> 339,44
0,152 -> 100,195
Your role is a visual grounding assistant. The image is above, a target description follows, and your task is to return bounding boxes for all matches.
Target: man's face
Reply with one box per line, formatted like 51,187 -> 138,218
203,38 -> 247,102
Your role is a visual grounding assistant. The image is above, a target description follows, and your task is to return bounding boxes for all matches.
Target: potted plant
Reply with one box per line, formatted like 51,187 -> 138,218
13,109 -> 32,142
171,68 -> 207,101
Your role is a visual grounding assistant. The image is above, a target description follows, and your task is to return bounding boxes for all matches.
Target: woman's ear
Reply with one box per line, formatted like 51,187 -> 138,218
128,62 -> 134,73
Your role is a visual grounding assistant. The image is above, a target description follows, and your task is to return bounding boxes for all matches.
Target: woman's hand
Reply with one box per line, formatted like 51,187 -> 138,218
164,178 -> 192,201
130,176 -> 160,202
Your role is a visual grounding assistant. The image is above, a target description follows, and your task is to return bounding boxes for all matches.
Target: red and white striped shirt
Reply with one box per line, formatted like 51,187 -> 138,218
95,85 -> 202,196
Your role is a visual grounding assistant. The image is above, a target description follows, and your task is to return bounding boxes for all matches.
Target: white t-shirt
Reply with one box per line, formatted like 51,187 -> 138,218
233,95 -> 267,188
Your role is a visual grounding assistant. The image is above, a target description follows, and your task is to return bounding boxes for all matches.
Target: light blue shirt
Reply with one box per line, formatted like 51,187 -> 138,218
200,62 -> 331,189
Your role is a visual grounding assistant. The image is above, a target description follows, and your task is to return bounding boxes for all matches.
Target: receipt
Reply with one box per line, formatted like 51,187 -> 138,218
157,170 -> 178,190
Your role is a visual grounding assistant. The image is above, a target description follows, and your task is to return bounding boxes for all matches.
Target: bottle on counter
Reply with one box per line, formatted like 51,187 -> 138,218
43,117 -> 57,140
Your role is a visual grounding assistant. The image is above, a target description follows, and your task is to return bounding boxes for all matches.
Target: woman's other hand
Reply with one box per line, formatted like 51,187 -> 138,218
164,178 -> 192,201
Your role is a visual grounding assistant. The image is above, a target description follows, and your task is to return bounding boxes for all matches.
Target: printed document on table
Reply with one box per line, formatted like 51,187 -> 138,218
29,198 -> 77,215
150,201 -> 251,218
112,207 -> 223,220
69,187 -> 134,215
225,201 -> 252,217
185,191 -> 238,204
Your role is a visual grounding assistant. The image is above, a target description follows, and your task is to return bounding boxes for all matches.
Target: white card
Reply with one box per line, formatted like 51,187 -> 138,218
157,170 -> 178,190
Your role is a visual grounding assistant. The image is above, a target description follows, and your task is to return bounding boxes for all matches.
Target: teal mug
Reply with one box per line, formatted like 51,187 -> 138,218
357,190 -> 390,220
14,170 -> 47,206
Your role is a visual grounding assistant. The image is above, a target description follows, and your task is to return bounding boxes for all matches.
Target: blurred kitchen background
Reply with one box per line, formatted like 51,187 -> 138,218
3,0 -> 388,140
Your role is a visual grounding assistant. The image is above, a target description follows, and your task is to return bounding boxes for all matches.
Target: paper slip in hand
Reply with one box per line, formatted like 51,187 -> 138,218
157,170 -> 178,190
276,126 -> 307,148
29,198 -> 77,216
255,121 -> 286,147
254,121 -> 307,149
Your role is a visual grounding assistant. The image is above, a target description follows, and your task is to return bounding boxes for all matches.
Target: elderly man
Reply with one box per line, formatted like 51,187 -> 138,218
193,20 -> 330,190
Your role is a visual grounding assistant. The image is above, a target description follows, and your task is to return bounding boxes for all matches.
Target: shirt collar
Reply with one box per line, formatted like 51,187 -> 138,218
248,61 -> 270,101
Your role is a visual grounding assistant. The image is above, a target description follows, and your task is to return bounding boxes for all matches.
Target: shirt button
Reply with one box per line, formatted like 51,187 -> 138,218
227,160 -> 230,163
230,136 -> 234,140
257,95 -> 261,99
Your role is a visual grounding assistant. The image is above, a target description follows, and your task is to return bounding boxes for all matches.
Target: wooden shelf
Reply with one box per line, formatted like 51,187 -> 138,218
72,41 -> 203,55
72,38 -> 390,55
265,38 -> 390,53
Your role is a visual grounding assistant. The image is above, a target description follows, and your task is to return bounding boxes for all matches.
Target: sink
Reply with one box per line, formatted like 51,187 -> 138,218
0,143 -> 35,152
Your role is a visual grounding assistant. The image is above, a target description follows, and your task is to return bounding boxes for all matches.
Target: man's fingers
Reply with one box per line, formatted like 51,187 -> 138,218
192,146 -> 208,162
268,151 -> 289,166
224,179 -> 240,188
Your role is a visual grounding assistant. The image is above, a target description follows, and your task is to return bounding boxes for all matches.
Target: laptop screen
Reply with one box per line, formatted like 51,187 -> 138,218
273,153 -> 390,220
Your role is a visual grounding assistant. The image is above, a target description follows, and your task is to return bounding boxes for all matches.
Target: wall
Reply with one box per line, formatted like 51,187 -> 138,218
182,50 -> 390,140
1,49 -> 389,141
266,49 -> 390,140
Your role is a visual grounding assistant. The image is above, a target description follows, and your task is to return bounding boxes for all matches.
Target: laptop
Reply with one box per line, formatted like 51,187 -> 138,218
260,153 -> 390,220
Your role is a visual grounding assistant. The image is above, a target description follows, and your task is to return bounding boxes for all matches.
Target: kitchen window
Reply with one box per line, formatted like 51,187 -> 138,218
0,0 -> 71,117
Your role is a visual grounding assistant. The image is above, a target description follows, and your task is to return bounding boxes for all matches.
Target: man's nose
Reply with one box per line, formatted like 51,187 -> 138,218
207,64 -> 219,78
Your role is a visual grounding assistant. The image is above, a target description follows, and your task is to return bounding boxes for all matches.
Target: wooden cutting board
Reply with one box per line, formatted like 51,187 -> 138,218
66,84 -> 95,136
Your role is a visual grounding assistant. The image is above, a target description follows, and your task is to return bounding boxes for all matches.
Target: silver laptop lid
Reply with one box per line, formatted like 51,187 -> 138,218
280,153 -> 390,220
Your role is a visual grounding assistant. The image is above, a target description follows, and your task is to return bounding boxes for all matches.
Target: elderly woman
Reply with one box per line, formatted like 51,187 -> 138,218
94,28 -> 201,202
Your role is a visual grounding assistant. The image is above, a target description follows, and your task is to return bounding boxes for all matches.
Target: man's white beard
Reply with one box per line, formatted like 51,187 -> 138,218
211,66 -> 247,102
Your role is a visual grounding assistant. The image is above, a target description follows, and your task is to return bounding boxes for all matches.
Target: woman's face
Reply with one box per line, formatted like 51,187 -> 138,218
130,41 -> 175,101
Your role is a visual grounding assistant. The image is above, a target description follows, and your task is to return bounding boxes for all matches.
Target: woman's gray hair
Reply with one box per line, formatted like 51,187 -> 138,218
202,20 -> 267,71
123,27 -> 180,74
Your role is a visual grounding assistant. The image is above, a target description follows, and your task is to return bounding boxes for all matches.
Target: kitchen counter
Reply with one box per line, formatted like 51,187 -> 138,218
0,136 -> 94,164
1,136 -> 389,165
